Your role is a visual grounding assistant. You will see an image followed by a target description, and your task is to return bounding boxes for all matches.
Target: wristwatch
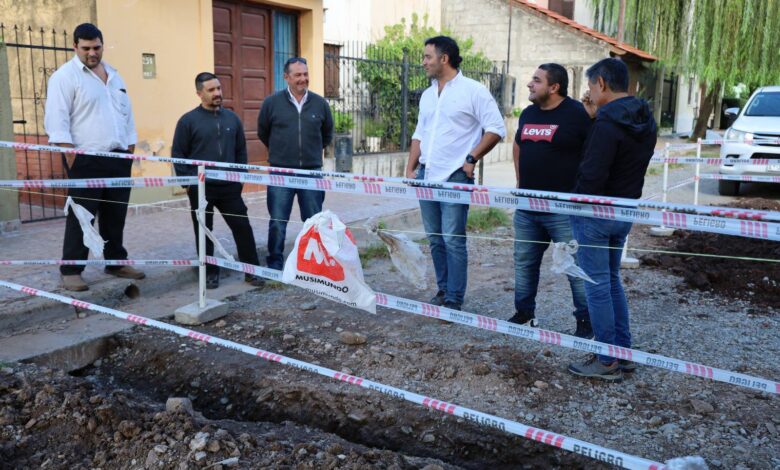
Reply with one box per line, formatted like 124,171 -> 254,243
465,154 -> 477,164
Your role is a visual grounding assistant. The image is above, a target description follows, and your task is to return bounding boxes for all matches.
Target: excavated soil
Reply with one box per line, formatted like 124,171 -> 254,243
2,199 -> 780,469
641,198 -> 780,309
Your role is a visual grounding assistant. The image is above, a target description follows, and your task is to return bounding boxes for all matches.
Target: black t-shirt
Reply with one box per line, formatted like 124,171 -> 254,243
514,97 -> 592,192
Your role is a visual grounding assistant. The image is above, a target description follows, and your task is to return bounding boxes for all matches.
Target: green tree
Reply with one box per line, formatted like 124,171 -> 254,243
589,0 -> 780,140
355,14 -> 493,149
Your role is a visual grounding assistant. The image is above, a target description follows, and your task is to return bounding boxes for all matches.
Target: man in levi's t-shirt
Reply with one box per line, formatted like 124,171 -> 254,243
508,64 -> 593,339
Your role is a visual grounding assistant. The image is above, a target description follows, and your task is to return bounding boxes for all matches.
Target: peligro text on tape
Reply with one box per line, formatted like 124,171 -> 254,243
205,169 -> 780,241
0,279 -> 668,470
207,256 -> 780,396
0,259 -> 197,267
0,176 -> 198,189
3,141 -> 778,225
699,173 -> 780,183
650,156 -> 779,166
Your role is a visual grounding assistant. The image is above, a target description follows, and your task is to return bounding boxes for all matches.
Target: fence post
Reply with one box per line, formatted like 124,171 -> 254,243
693,137 -> 701,205
197,165 -> 206,309
400,47 -> 409,152
650,143 -> 675,236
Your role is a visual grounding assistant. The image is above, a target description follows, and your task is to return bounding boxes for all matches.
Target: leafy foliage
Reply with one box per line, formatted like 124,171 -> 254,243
355,14 -> 494,148
331,107 -> 354,133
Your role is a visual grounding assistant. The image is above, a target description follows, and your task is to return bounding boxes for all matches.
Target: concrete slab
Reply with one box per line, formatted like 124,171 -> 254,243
174,298 -> 228,325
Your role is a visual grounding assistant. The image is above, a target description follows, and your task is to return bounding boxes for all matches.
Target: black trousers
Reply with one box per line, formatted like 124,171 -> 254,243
186,182 -> 260,276
61,152 -> 133,275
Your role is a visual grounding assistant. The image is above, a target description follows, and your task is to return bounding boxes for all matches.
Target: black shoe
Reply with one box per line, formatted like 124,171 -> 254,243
443,301 -> 462,311
507,311 -> 538,327
429,290 -> 445,306
574,317 -> 594,339
618,359 -> 637,373
206,273 -> 219,289
245,274 -> 265,288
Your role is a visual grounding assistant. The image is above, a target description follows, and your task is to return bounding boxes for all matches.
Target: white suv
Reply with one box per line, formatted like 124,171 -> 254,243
719,86 -> 780,195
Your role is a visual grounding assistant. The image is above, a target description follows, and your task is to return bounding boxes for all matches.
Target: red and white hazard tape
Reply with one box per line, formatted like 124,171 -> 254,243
699,138 -> 780,145
205,170 -> 780,241
650,156 -> 780,166
0,279 -> 669,470
0,176 -> 197,189
698,173 -> 780,183
3,141 -> 778,226
207,257 -> 780,396
0,259 -> 197,267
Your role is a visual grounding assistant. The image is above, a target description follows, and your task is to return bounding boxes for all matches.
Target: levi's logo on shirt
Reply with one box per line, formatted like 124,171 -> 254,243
520,124 -> 559,142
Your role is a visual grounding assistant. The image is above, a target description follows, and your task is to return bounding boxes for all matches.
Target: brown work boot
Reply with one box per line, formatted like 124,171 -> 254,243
104,266 -> 146,279
62,274 -> 89,291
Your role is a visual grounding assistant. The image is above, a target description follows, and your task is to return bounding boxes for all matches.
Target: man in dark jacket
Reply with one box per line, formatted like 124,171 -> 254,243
257,57 -> 334,270
567,58 -> 657,382
173,72 -> 264,289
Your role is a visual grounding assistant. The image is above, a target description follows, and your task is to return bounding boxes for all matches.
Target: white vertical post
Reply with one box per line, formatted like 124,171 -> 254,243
693,137 -> 702,205
650,143 -> 675,236
661,142 -> 670,205
197,165 -> 206,309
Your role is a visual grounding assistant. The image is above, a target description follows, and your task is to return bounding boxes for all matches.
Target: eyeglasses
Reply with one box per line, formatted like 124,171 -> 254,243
284,57 -> 307,67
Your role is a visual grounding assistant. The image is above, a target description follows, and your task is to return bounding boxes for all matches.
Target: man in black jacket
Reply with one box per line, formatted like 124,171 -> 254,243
567,58 -> 657,382
257,57 -> 334,270
173,72 -> 264,289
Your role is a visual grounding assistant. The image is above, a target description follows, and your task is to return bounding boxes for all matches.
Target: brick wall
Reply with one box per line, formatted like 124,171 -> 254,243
15,134 -> 67,210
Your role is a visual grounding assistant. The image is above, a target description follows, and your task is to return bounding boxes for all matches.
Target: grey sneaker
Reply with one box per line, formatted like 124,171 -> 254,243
618,359 -> 637,373
568,354 -> 623,382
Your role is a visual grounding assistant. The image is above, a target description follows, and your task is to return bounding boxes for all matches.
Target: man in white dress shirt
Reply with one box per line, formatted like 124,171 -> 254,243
404,36 -> 505,311
44,23 -> 144,291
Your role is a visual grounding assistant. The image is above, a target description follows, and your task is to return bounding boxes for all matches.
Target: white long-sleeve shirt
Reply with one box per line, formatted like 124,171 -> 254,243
44,55 -> 137,151
412,71 -> 506,182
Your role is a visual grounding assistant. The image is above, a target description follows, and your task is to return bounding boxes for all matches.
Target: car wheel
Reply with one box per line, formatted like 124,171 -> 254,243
718,179 -> 740,196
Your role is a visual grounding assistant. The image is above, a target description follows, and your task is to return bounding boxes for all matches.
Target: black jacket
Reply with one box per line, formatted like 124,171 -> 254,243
574,96 -> 657,198
257,89 -> 333,169
172,106 -> 247,185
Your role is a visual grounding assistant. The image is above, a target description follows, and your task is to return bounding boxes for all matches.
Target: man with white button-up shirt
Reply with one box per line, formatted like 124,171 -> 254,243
44,23 -> 143,291
405,36 -> 506,311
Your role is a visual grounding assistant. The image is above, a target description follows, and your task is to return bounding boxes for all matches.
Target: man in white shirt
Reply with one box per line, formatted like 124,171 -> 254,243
404,36 -> 506,311
44,23 -> 144,291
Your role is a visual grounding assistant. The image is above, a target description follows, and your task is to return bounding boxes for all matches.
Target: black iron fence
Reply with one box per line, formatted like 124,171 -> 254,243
1,24 -> 72,222
324,41 -> 508,155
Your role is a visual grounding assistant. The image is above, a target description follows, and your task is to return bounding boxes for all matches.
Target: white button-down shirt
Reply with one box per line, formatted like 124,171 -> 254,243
412,71 -> 506,182
287,87 -> 309,113
44,55 -> 137,152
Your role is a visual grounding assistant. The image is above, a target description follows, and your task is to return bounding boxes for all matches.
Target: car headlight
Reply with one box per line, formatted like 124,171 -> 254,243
724,127 -> 753,143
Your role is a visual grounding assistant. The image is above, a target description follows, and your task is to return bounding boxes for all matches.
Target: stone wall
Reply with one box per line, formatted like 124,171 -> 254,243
442,0 -> 610,109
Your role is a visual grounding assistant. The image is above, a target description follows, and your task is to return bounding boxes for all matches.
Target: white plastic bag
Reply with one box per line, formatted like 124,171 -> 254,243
665,456 -> 709,470
365,219 -> 427,289
282,210 -> 376,313
64,197 -> 105,258
550,240 -> 596,284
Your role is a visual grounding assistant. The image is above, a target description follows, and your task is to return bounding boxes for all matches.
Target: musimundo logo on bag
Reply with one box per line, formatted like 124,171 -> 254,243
297,226 -> 352,281
520,124 -> 558,142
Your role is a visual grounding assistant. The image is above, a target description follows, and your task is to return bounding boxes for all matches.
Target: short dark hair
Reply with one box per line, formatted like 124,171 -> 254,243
195,72 -> 218,91
538,63 -> 569,97
283,57 -> 307,74
586,58 -> 629,93
73,23 -> 103,45
424,36 -> 462,69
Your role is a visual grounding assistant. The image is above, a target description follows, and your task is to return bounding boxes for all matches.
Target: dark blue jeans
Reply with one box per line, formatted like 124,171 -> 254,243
266,174 -> 324,270
570,216 -> 633,364
417,165 -> 472,305
514,210 -> 588,319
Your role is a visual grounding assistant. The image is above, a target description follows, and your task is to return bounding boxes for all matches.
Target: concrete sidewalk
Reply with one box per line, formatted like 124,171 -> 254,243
0,181 -> 426,331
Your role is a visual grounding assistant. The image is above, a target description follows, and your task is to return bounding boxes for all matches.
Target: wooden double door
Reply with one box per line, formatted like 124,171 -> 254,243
213,0 -> 272,165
